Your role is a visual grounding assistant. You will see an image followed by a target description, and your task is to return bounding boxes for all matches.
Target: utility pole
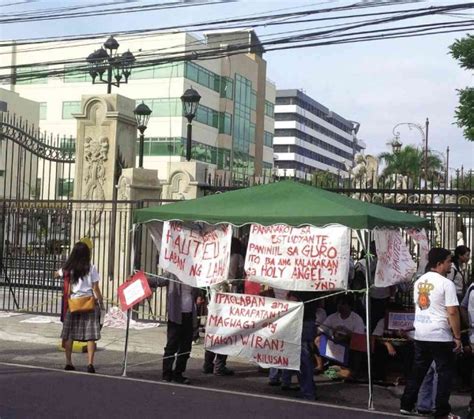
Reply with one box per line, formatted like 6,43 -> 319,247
424,117 -> 429,187
446,146 -> 449,186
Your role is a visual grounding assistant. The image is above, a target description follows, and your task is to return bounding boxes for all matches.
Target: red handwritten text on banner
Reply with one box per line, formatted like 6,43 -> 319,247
205,292 -> 304,370
244,224 -> 350,291
159,222 -> 232,287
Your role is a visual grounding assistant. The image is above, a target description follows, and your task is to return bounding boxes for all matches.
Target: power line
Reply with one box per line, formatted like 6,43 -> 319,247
0,1 -> 471,84
0,0 -> 237,24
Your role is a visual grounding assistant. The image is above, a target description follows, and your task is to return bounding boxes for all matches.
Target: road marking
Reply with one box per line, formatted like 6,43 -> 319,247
0,361 -> 400,417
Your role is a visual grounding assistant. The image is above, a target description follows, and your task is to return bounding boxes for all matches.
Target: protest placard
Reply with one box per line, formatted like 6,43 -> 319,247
407,229 -> 429,276
244,224 -> 350,291
205,292 -> 304,370
386,311 -> 415,331
374,229 -> 417,287
118,271 -> 152,311
159,221 -> 232,287
318,334 -> 349,366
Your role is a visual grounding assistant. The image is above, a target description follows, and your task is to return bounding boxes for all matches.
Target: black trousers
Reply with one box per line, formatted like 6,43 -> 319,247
401,340 -> 455,417
203,350 -> 228,373
162,313 -> 193,377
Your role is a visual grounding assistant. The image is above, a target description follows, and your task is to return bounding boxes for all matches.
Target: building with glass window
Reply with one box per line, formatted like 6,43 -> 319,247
2,30 -> 275,196
274,89 -> 365,179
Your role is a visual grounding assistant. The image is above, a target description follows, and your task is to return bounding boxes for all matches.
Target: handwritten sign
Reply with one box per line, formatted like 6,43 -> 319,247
387,311 -> 415,331
407,229 -> 430,276
374,229 -> 417,287
244,224 -> 350,291
159,221 -> 232,287
205,292 -> 304,370
118,271 -> 152,311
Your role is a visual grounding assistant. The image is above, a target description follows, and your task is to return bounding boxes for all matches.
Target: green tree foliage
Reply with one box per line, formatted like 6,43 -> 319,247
450,35 -> 474,141
378,145 -> 444,184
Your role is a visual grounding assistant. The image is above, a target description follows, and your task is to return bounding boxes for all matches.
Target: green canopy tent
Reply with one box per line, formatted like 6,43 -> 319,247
134,180 -> 429,229
131,180 -> 429,410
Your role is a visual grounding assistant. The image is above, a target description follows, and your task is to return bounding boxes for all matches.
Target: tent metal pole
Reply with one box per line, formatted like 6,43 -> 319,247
356,229 -> 374,411
121,223 -> 137,377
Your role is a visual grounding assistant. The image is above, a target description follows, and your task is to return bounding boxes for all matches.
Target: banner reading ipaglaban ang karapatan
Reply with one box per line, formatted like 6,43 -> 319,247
244,224 -> 350,291
205,292 -> 304,370
159,221 -> 232,287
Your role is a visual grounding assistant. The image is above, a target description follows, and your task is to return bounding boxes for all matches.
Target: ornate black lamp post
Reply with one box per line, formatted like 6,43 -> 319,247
133,102 -> 152,168
86,35 -> 135,94
180,87 -> 201,162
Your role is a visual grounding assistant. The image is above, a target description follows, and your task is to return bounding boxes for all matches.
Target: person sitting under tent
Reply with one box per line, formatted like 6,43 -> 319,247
372,303 -> 414,384
319,294 -> 366,378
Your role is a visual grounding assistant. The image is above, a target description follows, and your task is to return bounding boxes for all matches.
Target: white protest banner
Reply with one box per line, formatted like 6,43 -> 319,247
159,221 -> 232,287
244,224 -> 350,291
205,292 -> 304,370
374,229 -> 417,287
407,229 -> 429,276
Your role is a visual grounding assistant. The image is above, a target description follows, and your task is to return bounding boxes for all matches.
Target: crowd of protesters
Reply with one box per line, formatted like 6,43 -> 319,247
57,235 -> 472,418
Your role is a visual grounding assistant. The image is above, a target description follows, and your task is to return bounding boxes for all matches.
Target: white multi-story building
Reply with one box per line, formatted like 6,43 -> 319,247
274,89 -> 365,179
1,30 -> 275,197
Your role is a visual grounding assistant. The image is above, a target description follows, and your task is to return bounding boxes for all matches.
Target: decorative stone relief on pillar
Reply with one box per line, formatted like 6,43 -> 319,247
83,136 -> 109,237
167,171 -> 191,200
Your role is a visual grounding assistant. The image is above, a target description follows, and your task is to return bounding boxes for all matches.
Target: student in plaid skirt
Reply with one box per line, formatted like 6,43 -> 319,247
59,241 -> 104,373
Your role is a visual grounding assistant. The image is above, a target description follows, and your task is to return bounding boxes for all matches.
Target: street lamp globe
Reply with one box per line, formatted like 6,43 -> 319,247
391,136 -> 402,153
134,101 -> 152,134
103,35 -> 119,56
180,87 -> 201,122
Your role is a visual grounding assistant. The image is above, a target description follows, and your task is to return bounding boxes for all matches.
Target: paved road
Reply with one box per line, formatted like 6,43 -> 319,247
0,362 -> 398,419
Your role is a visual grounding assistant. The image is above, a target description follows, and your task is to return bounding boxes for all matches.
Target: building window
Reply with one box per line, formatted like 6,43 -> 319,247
58,178 -> 74,197
16,65 -> 48,85
265,100 -> 274,118
264,131 -> 273,148
0,170 -> 4,177
132,63 -> 184,79
251,90 -> 257,111
220,77 -> 234,99
39,102 -> 47,120
63,64 -> 89,83
62,101 -> 81,119
218,113 -> 232,135
184,62 -> 220,93
137,98 -> 182,117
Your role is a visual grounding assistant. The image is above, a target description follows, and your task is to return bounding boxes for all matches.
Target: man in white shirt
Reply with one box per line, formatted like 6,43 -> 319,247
400,248 -> 462,418
322,294 -> 365,377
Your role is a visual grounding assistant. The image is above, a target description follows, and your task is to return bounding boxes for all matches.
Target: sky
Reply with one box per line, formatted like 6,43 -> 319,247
1,0 -> 474,172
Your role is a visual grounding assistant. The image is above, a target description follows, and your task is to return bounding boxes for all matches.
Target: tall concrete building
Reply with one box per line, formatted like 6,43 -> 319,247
1,30 -> 275,197
274,89 -> 365,179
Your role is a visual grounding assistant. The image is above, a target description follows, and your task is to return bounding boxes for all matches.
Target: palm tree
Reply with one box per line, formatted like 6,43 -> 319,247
379,145 -> 444,186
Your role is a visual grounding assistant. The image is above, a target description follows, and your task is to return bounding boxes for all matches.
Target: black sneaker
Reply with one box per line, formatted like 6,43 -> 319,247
281,385 -> 300,391
399,408 -> 417,416
64,364 -> 75,371
173,373 -> 191,384
202,366 -> 214,374
215,368 -> 235,376
87,364 -> 95,374
162,373 -> 172,382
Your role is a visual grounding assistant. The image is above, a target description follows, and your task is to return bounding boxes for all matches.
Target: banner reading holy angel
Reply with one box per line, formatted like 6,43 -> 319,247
244,224 -> 350,291
205,292 -> 304,370
159,221 -> 232,287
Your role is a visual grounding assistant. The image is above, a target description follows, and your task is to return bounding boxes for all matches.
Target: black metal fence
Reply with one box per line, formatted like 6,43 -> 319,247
0,199 -> 170,321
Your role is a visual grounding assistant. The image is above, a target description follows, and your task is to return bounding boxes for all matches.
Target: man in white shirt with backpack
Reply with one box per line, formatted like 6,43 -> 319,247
400,248 -> 462,419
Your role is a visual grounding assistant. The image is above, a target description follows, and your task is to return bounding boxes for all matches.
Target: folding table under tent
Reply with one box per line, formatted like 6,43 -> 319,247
132,180 -> 430,410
